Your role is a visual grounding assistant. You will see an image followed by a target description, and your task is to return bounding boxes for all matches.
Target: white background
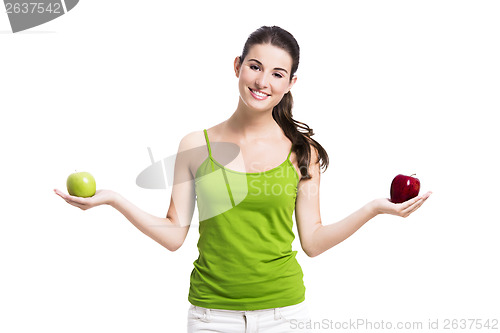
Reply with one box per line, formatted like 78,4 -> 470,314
1,0 -> 499,332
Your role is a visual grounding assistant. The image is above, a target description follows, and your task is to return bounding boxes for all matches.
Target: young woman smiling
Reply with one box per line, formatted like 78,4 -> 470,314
54,26 -> 432,332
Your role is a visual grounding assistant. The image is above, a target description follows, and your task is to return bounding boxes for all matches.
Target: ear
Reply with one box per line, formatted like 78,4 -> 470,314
234,56 -> 242,78
286,75 -> 298,93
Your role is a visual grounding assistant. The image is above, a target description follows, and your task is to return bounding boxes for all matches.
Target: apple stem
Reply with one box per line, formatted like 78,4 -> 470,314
411,173 -> 416,177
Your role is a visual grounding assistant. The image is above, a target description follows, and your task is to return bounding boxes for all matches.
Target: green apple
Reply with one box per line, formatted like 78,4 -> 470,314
66,171 -> 96,198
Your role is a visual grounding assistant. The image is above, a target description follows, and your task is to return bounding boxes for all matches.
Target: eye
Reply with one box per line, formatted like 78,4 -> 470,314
250,64 -> 260,71
273,72 -> 284,79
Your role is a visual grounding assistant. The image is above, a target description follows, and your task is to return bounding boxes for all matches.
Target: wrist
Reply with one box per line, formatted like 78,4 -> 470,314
366,199 -> 381,216
107,190 -> 121,208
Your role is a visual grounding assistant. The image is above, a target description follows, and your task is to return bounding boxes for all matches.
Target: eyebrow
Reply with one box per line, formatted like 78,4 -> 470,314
248,58 -> 289,74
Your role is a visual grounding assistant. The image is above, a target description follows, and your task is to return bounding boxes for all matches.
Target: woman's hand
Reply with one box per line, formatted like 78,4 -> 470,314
54,188 -> 118,210
371,191 -> 432,218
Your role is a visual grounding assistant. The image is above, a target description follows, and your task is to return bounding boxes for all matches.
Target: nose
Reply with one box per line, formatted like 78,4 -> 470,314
255,73 -> 269,89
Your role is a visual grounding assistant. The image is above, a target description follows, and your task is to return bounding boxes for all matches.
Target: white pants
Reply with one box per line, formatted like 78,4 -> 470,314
187,301 -> 312,332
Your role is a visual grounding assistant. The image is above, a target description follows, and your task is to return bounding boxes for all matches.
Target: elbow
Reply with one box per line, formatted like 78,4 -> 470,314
302,244 -> 321,258
302,225 -> 323,258
157,234 -> 184,252
162,217 -> 188,252
165,241 -> 183,252
305,250 -> 321,258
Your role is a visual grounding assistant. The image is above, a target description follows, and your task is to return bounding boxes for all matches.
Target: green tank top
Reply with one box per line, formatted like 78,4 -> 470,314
188,129 -> 306,310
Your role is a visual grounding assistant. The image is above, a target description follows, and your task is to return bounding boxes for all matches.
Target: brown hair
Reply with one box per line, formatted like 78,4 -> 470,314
240,26 -> 329,180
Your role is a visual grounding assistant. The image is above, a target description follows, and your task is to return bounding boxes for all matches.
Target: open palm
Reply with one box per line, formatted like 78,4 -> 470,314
54,188 -> 116,210
373,191 -> 432,217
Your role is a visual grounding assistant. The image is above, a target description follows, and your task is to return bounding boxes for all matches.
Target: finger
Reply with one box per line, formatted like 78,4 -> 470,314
67,200 -> 85,209
402,194 -> 430,216
61,198 -> 85,210
54,189 -> 72,201
62,195 -> 84,207
402,198 -> 424,216
423,191 -> 433,199
55,189 -> 90,208
399,195 -> 422,210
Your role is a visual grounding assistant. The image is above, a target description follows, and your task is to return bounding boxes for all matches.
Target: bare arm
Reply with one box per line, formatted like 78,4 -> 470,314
308,202 -> 376,257
306,195 -> 429,257
109,193 -> 190,251
54,132 -> 198,252
295,146 -> 432,258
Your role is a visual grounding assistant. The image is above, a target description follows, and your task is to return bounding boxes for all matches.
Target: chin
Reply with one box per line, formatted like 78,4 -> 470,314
246,101 -> 274,113
241,96 -> 275,113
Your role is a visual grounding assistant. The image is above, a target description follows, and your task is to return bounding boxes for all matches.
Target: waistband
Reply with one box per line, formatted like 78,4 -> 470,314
188,300 -> 306,321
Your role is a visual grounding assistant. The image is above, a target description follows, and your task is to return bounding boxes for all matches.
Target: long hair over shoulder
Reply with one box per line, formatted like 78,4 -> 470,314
240,26 -> 329,180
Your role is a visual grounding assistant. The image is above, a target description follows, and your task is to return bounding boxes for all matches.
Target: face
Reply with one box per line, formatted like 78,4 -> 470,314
234,43 -> 297,113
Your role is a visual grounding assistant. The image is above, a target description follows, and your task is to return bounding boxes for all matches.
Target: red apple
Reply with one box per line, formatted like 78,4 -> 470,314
390,174 -> 420,203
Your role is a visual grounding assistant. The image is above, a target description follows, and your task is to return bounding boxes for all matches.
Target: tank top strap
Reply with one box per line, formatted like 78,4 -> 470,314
203,129 -> 212,157
203,129 -> 215,172
286,143 -> 293,161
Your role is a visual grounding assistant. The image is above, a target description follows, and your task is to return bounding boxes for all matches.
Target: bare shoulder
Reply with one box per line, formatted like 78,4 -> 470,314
294,143 -> 321,183
178,130 -> 206,151
310,143 -> 320,164
180,121 -> 225,147
176,130 -> 211,178
308,144 -> 321,176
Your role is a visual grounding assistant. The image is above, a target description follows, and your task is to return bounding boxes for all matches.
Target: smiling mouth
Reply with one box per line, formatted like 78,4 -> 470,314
249,88 -> 270,100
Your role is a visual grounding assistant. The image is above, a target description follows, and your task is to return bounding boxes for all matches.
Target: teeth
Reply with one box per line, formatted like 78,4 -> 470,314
251,89 -> 268,97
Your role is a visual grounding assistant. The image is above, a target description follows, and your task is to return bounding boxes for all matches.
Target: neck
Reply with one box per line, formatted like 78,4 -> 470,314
224,98 -> 280,141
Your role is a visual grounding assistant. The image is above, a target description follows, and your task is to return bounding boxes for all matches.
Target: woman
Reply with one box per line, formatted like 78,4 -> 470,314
55,26 -> 431,332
